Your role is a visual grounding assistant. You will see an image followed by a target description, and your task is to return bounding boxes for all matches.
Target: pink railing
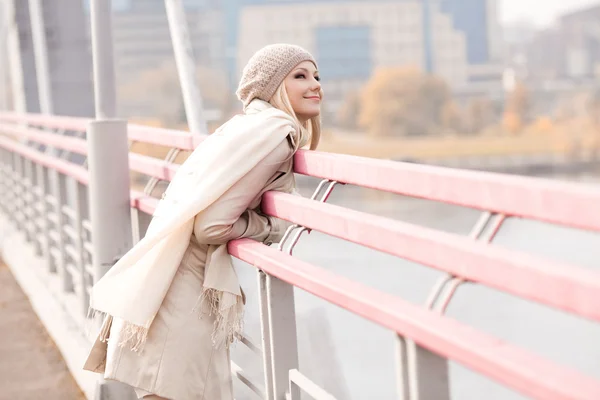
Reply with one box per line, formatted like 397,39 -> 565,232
1,112 -> 600,400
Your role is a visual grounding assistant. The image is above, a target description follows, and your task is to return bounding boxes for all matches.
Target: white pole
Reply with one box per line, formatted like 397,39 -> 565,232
28,0 -> 53,114
0,8 -> 9,111
89,0 -> 117,119
87,4 -> 133,398
164,0 -> 208,135
4,0 -> 26,113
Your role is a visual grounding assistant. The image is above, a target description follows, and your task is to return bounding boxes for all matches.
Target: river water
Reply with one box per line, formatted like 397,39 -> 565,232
231,168 -> 600,400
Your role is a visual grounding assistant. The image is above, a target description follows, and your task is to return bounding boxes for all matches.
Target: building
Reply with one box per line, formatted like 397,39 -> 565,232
3,0 -> 95,116
235,0 -> 504,109
559,4 -> 600,79
83,0 -> 226,82
508,3 -> 600,87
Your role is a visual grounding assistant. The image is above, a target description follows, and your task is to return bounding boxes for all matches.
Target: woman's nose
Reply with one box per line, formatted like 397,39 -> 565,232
311,78 -> 321,90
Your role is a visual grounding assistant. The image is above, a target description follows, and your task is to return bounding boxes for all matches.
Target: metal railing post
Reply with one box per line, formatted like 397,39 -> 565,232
37,163 -> 52,267
267,276 -> 300,400
50,170 -> 71,289
88,2 -> 135,398
87,120 -> 131,281
88,0 -> 132,281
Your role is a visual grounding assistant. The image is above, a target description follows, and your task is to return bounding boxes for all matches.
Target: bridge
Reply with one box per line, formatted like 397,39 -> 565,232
1,1 -> 600,400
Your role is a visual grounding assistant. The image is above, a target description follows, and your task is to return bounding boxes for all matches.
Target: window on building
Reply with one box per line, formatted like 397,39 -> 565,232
315,25 -> 372,80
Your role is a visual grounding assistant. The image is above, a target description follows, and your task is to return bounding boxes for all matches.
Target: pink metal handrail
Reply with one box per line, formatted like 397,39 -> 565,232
1,114 -> 599,232
294,150 -> 600,232
2,114 -> 600,398
0,136 -> 88,184
228,238 -> 600,400
261,191 -> 600,322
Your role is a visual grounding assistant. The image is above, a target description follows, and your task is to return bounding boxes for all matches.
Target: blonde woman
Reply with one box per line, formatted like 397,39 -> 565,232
83,44 -> 322,400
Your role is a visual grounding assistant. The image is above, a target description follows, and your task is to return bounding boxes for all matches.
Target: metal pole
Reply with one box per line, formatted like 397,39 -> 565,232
28,0 -> 53,114
89,0 -> 117,119
88,0 -> 131,277
164,0 -> 208,135
0,7 -> 9,111
4,0 -> 26,113
87,5 -> 134,397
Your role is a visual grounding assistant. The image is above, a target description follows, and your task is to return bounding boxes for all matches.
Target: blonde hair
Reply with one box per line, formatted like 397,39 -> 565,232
268,82 -> 322,151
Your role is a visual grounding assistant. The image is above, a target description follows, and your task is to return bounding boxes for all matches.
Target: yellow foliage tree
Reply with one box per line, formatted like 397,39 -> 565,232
336,90 -> 362,130
502,82 -> 531,134
441,101 -> 463,133
359,67 -> 450,136
467,98 -> 495,134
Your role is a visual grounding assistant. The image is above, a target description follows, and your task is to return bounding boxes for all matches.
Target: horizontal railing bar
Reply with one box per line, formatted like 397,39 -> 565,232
128,124 -> 203,150
64,225 -> 78,243
62,205 -> 76,220
0,137 -> 88,184
262,191 -> 600,322
0,124 -> 88,154
129,153 -> 179,181
130,191 -> 159,215
294,150 -> 600,233
0,113 -> 203,150
83,242 -> 94,256
230,361 -> 264,398
289,369 -> 336,400
228,239 -> 600,400
49,247 -> 60,262
47,212 -> 59,225
0,112 -> 89,131
5,113 -> 600,233
48,230 -> 60,244
235,333 -> 261,355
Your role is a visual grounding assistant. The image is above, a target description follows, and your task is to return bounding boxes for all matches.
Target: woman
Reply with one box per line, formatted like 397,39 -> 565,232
83,43 -> 322,399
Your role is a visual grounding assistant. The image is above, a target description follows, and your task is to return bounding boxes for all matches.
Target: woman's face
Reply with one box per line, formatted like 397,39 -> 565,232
284,61 -> 322,122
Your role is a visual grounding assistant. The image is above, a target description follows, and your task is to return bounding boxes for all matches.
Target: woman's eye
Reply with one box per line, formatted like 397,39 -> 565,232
315,76 -> 320,82
295,74 -> 306,79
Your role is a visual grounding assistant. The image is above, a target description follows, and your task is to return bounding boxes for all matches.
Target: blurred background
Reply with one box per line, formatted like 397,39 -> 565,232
2,1 -> 600,399
2,0 -> 600,167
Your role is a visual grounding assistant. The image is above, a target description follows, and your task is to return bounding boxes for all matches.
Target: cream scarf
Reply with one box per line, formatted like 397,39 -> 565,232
90,100 -> 298,350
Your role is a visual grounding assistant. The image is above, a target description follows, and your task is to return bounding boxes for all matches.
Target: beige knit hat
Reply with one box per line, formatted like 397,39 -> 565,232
236,43 -> 317,109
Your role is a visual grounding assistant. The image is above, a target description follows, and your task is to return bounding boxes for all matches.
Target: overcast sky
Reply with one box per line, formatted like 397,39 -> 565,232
499,0 -> 600,26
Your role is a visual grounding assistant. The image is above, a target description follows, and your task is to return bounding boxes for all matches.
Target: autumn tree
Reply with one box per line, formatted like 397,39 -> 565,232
503,82 -> 531,134
359,67 -> 451,136
466,98 -> 495,134
588,88 -> 600,127
336,90 -> 361,130
441,101 -> 463,133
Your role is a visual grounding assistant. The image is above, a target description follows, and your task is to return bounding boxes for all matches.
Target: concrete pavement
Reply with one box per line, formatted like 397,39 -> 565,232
0,261 -> 84,400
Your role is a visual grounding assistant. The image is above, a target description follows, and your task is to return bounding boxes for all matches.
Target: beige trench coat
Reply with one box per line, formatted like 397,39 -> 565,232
83,136 -> 296,399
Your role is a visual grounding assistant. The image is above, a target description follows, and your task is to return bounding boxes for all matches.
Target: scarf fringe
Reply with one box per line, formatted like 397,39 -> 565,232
195,288 -> 244,349
87,288 -> 243,354
117,321 -> 149,352
87,307 -> 149,353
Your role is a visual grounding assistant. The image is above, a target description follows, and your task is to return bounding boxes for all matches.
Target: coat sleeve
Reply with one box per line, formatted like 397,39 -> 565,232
193,138 -> 293,246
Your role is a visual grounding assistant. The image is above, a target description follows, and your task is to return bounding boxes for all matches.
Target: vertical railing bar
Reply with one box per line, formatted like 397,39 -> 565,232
70,178 -> 89,315
38,163 -> 52,268
130,207 -> 141,244
258,270 -> 275,400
